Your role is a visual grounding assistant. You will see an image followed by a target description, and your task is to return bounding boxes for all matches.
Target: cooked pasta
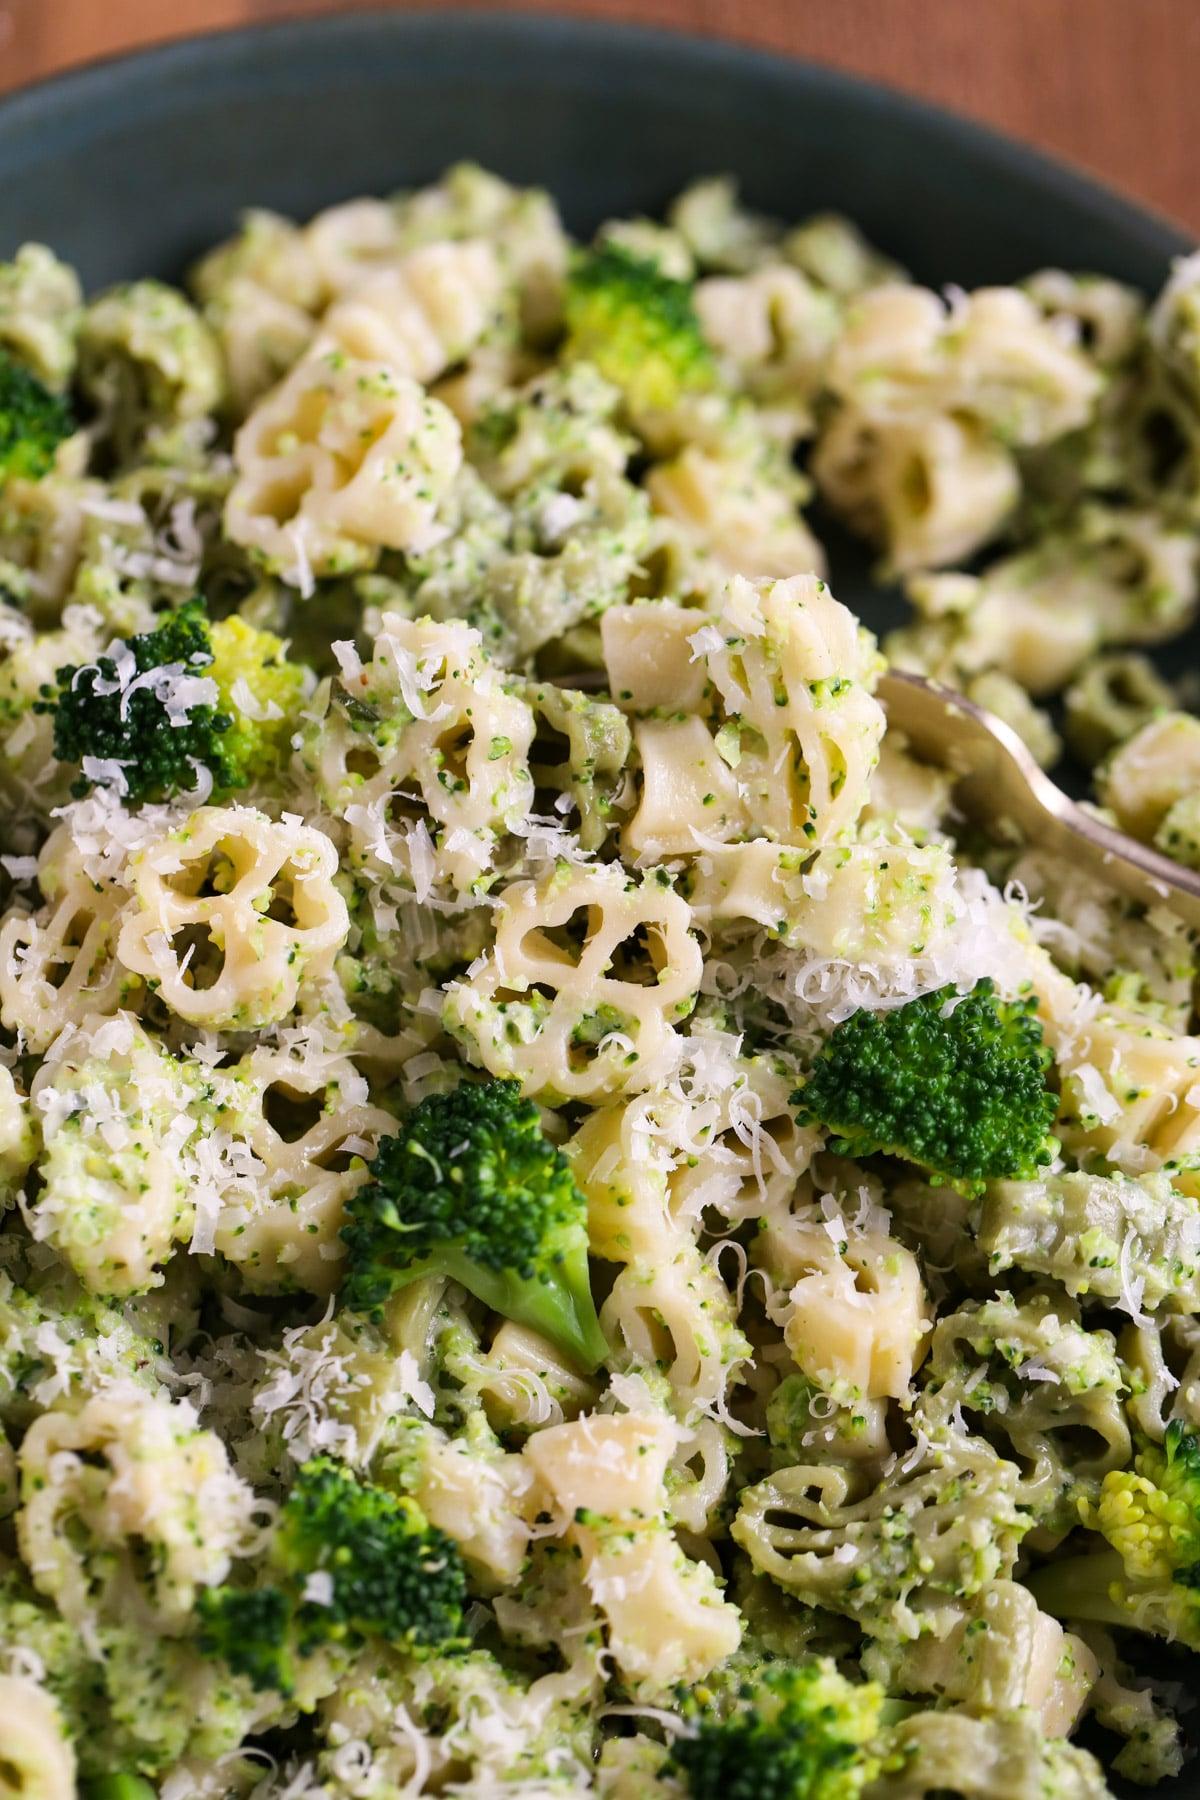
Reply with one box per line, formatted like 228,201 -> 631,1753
3,162 -> 1200,1800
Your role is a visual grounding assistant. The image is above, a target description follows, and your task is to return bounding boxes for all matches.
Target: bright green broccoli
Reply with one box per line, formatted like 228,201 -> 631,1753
84,1777 -> 159,1800
43,597 -> 231,802
196,1586 -> 296,1695
1030,1421 -> 1200,1650
794,979 -> 1059,1191
0,347 -> 74,481
670,1658 -> 885,1800
341,1078 -> 609,1372
198,1458 -> 467,1696
40,598 -> 304,804
563,242 -> 715,419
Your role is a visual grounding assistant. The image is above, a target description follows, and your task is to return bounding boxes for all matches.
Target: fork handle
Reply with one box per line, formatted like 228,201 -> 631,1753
880,669 -> 1200,932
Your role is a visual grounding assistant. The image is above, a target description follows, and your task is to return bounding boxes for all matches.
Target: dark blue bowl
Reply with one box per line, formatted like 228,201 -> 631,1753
0,12 -> 1188,293
0,16 -> 1194,1786
0,8 -> 1192,644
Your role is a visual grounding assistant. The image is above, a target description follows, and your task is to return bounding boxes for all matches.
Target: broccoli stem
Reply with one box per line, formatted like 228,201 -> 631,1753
436,1247 -> 610,1372
1027,1547 -> 1131,1630
84,1779 -> 158,1800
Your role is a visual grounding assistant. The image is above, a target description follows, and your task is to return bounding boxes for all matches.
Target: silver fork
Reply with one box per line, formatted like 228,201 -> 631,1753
880,669 -> 1200,930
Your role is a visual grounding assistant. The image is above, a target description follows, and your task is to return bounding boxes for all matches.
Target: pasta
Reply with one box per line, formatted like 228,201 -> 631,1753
5,162 -> 1200,1800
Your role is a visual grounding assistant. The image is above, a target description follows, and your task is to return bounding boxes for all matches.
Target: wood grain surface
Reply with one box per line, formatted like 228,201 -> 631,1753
1,0 -> 1197,235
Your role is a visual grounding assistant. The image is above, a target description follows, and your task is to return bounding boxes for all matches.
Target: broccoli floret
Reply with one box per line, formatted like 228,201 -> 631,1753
0,347 -> 74,482
206,614 -> 309,787
1030,1421 -> 1200,1650
196,1586 -> 296,1695
41,598 -> 245,804
341,1078 -> 608,1372
198,1458 -> 467,1696
563,242 -> 715,420
670,1658 -> 885,1800
794,979 -> 1059,1191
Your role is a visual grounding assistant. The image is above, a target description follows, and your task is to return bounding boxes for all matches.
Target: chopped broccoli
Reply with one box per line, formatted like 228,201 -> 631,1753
0,347 -> 74,482
206,613 -> 309,788
43,597 -> 231,803
670,1658 -> 885,1800
196,1586 -> 296,1695
794,979 -> 1059,1191
1030,1421 -> 1200,1650
341,1078 -> 608,1372
41,598 -> 303,804
563,242 -> 715,420
198,1458 -> 467,1696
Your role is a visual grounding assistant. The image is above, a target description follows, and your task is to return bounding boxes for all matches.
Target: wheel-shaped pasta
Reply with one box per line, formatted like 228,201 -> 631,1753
16,1388 -> 256,1630
918,1294 -> 1128,1528
694,264 -> 840,432
115,805 -> 348,1028
443,863 -> 702,1102
323,240 -> 506,384
825,282 -> 1101,443
211,1044 -> 396,1294
0,1677 -> 76,1800
1031,950 -> 1200,1165
647,440 -> 825,595
0,824 -> 134,1052
1097,712 -> 1200,841
601,600 -> 712,716
29,1014 -> 200,1296
191,206 -> 324,409
225,349 -> 462,585
630,573 -> 884,865
203,274 -> 316,413
756,1217 -> 931,1401
303,614 -> 535,897
409,1428 -> 533,1587
812,407 -> 1020,573
524,1410 -> 741,1691
0,243 -> 82,390
572,1040 -> 812,1252
600,1248 -> 750,1416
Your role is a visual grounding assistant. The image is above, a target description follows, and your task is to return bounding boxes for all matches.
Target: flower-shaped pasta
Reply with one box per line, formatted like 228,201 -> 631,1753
812,407 -> 1020,574
0,824 -> 134,1052
444,863 -> 702,1102
0,1678 -> 76,1800
758,1218 -> 931,1401
116,806 -> 348,1028
619,577 -> 884,867
225,349 -> 462,584
305,614 -> 535,897
16,1388 -> 256,1630
826,282 -> 1101,443
212,1045 -> 396,1295
323,240 -> 506,385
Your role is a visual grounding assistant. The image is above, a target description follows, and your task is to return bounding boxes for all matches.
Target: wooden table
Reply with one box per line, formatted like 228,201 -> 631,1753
2,0 -> 1197,234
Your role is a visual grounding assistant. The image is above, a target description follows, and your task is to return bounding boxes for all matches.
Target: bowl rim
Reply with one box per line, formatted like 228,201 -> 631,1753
0,6 -> 1191,263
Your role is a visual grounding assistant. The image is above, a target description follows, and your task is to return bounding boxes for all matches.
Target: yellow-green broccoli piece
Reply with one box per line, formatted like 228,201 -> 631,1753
207,613 -> 310,788
1030,1421 -> 1200,1649
671,1657 -> 885,1800
564,241 -> 716,419
0,349 -> 74,483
